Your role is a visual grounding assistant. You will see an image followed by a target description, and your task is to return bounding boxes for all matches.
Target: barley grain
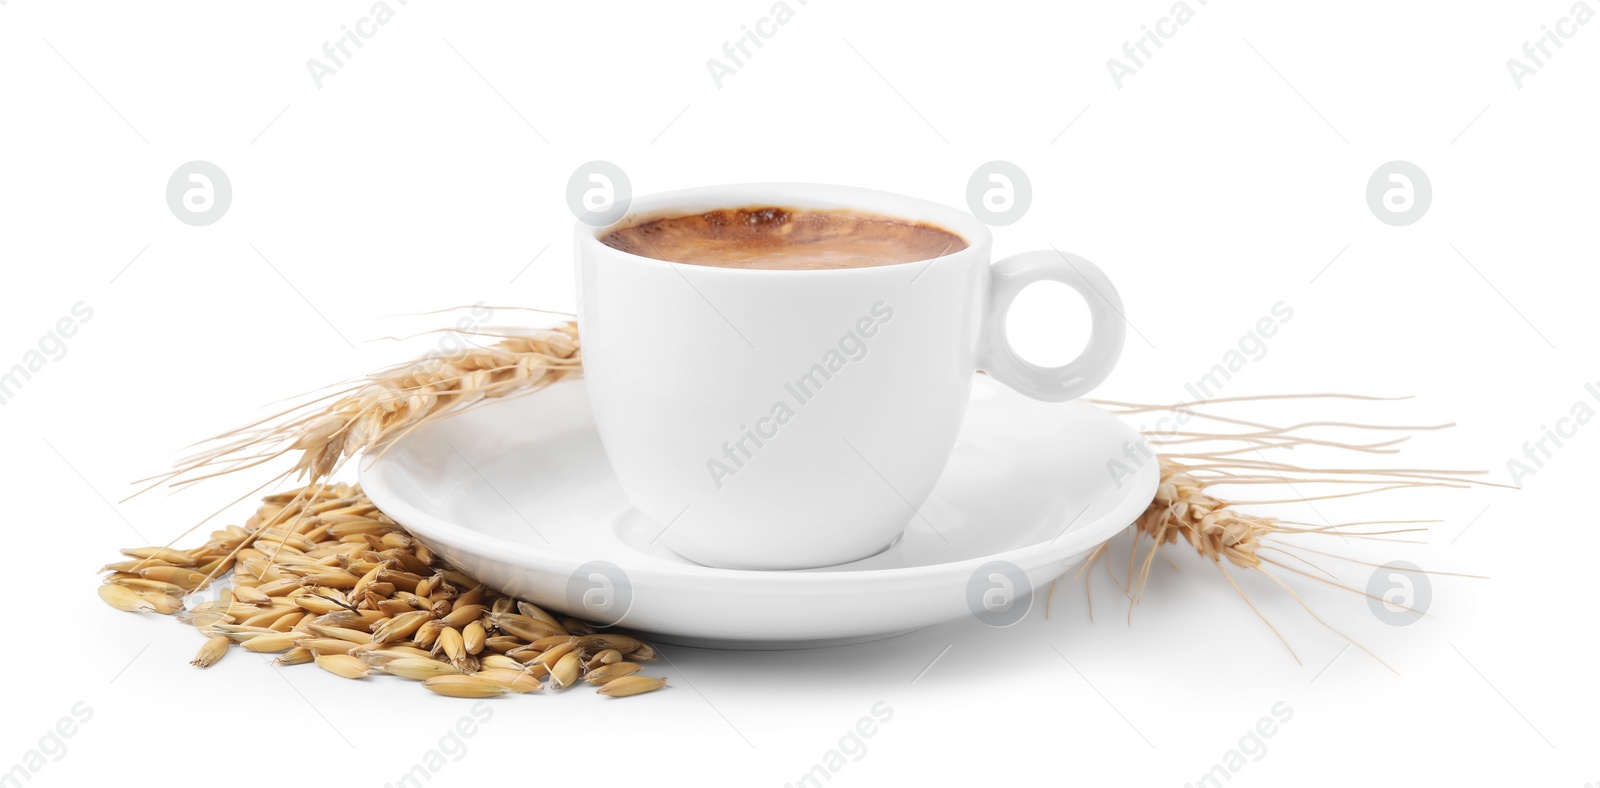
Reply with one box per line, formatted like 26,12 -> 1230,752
191,635 -> 230,667
478,654 -> 525,672
422,675 -> 509,699
440,604 -> 487,629
386,658 -> 461,681
305,624 -> 371,644
474,669 -> 542,693
583,662 -> 642,685
516,601 -> 563,629
549,652 -> 581,689
277,647 -> 315,666
576,634 -> 641,653
437,627 -> 467,666
560,618 -> 594,636
142,593 -> 185,615
242,632 -> 302,653
296,637 -> 360,656
463,621 -> 486,655
529,639 -> 577,668
111,578 -> 186,595
122,547 -> 198,566
373,610 -> 432,644
139,566 -> 209,589
587,649 -> 623,668
316,653 -> 371,679
596,676 -> 668,697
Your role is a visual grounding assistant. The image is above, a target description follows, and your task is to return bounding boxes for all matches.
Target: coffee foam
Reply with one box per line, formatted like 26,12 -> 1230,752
601,207 -> 968,270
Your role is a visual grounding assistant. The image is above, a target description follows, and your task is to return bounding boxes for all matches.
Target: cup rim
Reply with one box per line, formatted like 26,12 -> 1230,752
574,182 -> 994,274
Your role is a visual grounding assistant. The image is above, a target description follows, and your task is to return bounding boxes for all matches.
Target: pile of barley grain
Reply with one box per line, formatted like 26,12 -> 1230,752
97,482 -> 666,699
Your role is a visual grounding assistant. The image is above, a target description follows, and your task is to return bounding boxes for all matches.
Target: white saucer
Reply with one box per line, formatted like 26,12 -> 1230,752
360,377 -> 1157,649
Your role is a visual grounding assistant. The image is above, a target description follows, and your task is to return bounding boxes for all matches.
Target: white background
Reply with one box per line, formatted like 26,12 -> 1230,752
2,1 -> 1596,785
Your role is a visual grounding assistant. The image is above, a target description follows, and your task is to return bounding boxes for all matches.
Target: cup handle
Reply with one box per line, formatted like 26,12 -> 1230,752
979,250 -> 1126,402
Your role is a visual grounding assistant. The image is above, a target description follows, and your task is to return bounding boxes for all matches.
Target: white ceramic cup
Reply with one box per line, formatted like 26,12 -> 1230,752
575,183 -> 1125,570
